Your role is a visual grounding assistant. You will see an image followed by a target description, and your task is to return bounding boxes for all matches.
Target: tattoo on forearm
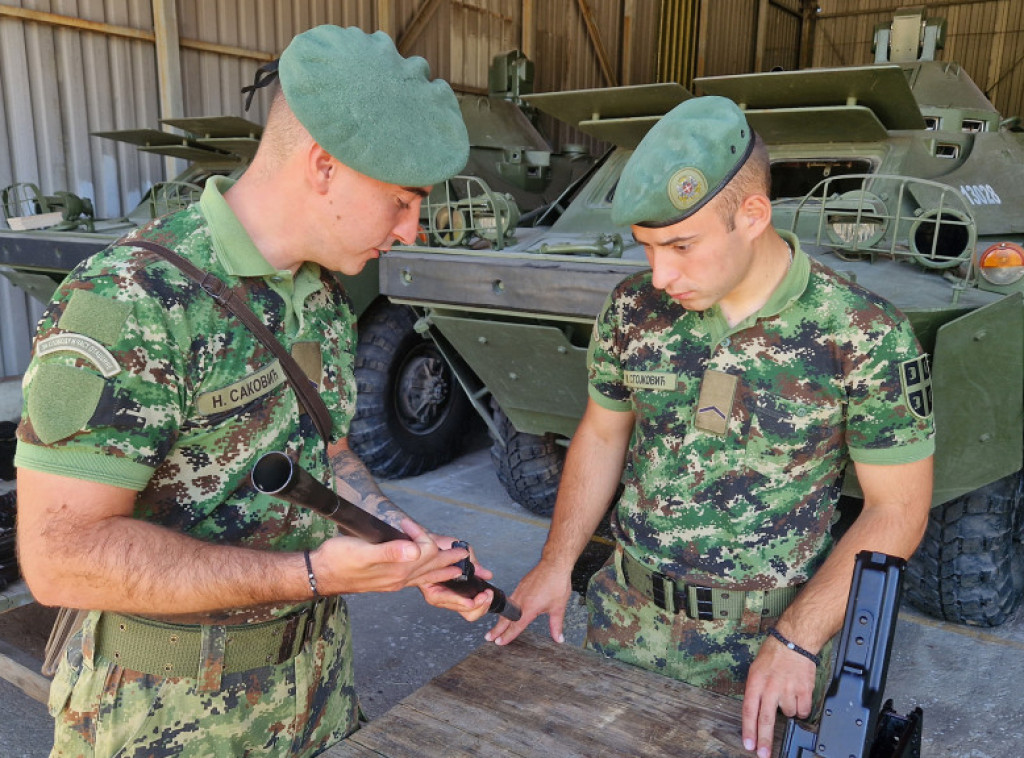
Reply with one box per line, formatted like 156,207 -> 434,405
331,450 -> 408,530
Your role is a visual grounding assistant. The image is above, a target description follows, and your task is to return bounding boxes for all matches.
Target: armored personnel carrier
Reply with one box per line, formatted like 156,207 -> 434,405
0,51 -> 589,482
378,9 -> 1024,627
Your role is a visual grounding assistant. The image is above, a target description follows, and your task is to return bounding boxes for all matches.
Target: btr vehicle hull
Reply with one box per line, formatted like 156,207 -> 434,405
380,12 -> 1024,627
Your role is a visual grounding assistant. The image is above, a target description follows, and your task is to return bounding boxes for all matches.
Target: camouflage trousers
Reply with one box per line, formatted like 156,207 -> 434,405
47,600 -> 359,758
585,550 -> 833,705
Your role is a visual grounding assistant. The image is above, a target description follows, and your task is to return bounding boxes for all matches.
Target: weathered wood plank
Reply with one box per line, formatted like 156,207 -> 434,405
0,638 -> 50,704
327,631 -> 779,758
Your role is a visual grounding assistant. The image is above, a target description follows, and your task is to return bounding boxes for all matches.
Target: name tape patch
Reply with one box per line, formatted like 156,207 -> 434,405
36,333 -> 121,378
197,360 -> 286,415
624,371 -> 678,391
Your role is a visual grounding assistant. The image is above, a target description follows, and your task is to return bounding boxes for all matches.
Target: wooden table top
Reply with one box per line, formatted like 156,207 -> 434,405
325,630 -> 781,758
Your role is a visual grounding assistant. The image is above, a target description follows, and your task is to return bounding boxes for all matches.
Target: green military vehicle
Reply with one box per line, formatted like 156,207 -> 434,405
0,51 -> 591,482
377,9 -> 1024,628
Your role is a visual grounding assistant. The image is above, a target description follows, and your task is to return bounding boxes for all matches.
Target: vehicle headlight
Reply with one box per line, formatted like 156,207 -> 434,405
978,241 -> 1024,286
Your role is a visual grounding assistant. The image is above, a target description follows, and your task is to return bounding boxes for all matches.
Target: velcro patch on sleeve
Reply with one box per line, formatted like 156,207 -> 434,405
900,354 -> 933,419
27,363 -> 106,444
59,289 -> 131,345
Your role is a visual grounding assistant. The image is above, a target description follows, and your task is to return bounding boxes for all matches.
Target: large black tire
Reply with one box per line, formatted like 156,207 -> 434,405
349,302 -> 474,479
905,471 -> 1024,627
489,401 -> 565,517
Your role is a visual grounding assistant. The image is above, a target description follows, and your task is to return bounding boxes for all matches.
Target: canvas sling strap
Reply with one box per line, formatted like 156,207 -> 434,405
42,237 -> 335,678
620,548 -> 800,621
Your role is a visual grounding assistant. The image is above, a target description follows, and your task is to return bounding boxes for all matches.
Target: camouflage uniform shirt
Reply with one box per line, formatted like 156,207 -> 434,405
588,231 -> 935,590
16,176 -> 357,622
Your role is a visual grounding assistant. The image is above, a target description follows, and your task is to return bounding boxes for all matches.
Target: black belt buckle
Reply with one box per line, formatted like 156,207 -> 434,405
651,572 -> 668,611
691,585 -> 715,621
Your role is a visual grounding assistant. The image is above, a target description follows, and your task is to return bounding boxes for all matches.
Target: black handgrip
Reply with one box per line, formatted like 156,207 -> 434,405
252,451 -> 522,621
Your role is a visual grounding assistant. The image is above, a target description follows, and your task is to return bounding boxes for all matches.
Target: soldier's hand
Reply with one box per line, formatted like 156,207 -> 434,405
427,531 -> 495,582
312,520 -> 468,595
484,560 -> 572,646
741,634 -> 817,758
419,581 -> 494,622
406,521 -> 495,621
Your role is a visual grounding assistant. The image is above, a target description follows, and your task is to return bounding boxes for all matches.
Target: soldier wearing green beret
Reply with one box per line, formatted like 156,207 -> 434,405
16,26 -> 492,757
488,96 -> 935,758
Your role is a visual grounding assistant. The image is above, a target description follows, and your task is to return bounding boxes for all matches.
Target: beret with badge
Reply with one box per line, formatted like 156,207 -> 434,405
277,25 -> 469,187
611,95 -> 755,228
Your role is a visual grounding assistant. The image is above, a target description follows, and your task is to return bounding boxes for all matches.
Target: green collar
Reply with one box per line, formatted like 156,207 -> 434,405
759,229 -> 809,319
200,176 -> 277,278
199,176 -> 325,334
703,230 -> 810,340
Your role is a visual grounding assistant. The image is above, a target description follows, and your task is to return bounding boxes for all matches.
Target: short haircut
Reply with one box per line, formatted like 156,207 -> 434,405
256,86 -> 313,169
712,133 -> 771,230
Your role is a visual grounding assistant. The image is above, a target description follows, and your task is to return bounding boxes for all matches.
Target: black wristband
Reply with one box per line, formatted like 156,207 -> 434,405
303,550 -> 320,598
767,626 -> 820,667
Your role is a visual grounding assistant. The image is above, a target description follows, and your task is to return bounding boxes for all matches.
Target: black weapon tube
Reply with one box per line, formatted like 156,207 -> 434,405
252,451 -> 521,621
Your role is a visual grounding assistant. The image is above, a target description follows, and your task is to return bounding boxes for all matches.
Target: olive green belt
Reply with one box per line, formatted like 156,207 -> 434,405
621,549 -> 800,620
94,596 -> 339,678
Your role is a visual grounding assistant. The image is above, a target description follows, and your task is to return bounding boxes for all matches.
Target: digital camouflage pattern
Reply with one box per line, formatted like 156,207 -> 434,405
48,603 -> 358,757
585,232 -> 933,689
17,177 -> 362,751
17,178 -> 357,618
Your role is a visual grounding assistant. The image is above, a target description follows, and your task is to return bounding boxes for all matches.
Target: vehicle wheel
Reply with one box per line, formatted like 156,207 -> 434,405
905,471 -> 1024,627
489,401 -> 565,517
349,302 -> 473,479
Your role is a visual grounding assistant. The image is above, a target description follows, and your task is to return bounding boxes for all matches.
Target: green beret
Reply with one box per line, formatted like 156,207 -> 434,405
279,26 -> 469,187
611,96 -> 754,228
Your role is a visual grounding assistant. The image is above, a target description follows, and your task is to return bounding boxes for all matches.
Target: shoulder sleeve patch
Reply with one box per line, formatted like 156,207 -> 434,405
900,354 -> 933,419
36,334 -> 120,378
26,363 -> 106,444
59,289 -> 131,345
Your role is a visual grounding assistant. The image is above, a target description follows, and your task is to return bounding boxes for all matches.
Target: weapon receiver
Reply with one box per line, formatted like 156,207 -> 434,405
251,451 -> 522,621
780,551 -> 922,758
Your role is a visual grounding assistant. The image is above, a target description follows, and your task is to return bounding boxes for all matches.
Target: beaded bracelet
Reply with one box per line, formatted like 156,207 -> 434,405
767,626 -> 820,667
303,550 -> 320,598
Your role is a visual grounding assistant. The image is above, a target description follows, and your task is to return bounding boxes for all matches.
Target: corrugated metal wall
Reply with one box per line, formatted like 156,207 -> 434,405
390,0 -> 662,153
0,276 -> 42,379
0,1 -> 377,227
530,1 -> 660,152
0,0 -> 663,225
697,0 -> 805,77
0,0 -> 370,378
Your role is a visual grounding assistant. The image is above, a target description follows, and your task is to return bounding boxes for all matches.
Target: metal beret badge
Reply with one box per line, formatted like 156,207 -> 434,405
667,167 -> 709,211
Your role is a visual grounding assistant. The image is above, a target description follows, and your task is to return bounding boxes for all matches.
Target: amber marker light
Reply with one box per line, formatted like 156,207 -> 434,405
978,241 -> 1024,286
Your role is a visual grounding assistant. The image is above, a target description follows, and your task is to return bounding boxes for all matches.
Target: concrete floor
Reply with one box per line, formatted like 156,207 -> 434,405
1,441 -> 1022,757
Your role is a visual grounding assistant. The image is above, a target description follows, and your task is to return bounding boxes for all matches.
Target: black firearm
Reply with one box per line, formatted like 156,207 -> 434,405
251,451 -> 522,621
779,551 -> 923,758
